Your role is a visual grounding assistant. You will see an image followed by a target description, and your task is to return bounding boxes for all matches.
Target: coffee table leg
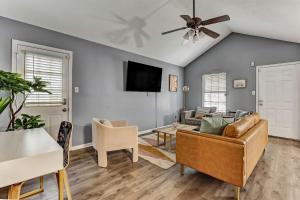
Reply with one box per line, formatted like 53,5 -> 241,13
164,133 -> 166,146
157,132 -> 160,146
169,135 -> 172,150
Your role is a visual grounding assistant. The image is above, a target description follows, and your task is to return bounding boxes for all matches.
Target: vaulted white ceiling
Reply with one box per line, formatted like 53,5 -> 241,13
0,0 -> 299,67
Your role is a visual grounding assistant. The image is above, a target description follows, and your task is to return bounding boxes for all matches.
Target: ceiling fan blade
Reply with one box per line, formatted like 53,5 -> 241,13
200,27 -> 220,39
201,15 -> 230,26
161,27 -> 187,35
180,15 -> 193,23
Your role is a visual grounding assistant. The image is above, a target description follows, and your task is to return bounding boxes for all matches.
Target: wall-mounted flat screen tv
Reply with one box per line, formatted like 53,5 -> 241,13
126,61 -> 162,92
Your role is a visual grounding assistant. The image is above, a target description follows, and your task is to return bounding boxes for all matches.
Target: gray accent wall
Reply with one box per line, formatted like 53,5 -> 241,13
0,17 -> 184,146
185,33 -> 300,112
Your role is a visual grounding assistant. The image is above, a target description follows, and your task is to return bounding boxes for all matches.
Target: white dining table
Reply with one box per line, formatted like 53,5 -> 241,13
0,128 -> 66,199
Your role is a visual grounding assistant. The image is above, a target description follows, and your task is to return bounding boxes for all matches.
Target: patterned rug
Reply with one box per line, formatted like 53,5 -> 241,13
138,133 -> 176,169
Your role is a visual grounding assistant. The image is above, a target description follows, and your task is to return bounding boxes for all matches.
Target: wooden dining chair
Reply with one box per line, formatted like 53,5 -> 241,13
14,121 -> 73,200
55,121 -> 73,200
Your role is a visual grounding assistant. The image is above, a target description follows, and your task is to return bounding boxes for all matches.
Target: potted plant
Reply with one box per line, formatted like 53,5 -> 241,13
0,70 -> 51,131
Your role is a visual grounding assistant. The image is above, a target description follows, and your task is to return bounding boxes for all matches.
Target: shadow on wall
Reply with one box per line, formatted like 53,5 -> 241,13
123,61 -> 128,91
80,124 -> 92,144
163,113 -> 178,125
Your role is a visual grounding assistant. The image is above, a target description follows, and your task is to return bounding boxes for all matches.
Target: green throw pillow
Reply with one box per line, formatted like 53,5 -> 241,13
200,117 -> 231,135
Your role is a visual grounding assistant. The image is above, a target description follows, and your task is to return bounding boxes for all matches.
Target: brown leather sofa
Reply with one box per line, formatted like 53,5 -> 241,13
176,113 -> 268,200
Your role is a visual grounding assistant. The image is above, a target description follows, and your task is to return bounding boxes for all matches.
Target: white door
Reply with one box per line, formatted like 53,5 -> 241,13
13,40 -> 72,140
257,62 -> 300,140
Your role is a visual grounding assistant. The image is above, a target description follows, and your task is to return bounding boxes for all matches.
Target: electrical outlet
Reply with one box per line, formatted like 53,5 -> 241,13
74,87 -> 79,93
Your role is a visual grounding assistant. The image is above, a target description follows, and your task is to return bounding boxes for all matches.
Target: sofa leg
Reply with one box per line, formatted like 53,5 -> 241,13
180,164 -> 184,176
235,186 -> 240,200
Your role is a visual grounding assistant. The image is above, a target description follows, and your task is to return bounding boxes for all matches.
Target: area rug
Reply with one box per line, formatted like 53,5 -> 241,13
138,133 -> 176,169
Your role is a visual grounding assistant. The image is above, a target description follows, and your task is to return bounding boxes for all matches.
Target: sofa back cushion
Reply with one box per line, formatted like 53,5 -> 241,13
223,114 -> 260,138
200,117 -> 231,135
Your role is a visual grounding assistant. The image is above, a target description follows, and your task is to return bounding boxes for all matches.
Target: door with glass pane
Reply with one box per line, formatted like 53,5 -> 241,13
13,41 -> 71,140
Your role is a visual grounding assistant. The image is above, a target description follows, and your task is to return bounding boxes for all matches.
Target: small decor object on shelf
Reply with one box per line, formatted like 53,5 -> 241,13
169,74 -> 178,92
233,79 -> 246,88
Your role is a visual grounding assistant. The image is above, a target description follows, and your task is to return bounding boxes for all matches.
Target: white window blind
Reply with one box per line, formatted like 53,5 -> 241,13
25,52 -> 64,105
202,72 -> 226,112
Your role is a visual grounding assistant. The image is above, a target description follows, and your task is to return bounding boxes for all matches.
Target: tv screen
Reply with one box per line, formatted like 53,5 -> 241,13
126,61 -> 162,92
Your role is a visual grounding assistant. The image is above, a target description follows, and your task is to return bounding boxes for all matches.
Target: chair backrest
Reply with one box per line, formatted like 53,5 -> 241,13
57,121 -> 73,168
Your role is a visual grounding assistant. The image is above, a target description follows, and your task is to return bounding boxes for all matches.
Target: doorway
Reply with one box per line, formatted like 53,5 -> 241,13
256,61 -> 300,140
12,40 -> 73,140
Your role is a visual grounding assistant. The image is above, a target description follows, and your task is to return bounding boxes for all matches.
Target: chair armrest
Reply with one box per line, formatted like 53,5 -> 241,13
110,120 -> 128,127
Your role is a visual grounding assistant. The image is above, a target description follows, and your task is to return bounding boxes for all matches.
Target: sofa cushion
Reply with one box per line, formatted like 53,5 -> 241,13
200,117 -> 231,135
209,107 -> 217,113
223,114 -> 256,138
99,119 -> 113,127
185,118 -> 202,126
195,111 -> 206,119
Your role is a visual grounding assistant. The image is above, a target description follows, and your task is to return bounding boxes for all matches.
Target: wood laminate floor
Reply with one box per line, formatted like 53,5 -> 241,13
0,137 -> 299,200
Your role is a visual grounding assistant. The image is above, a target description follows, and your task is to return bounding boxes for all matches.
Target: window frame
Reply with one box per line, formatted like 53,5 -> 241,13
202,72 -> 227,113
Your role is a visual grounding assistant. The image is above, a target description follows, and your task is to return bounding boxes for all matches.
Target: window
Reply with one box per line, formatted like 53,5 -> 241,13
202,72 -> 226,112
25,53 -> 64,105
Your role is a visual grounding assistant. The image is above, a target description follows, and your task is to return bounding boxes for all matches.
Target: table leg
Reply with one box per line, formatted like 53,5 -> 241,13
8,182 -> 24,200
157,132 -> 160,146
58,170 -> 64,200
164,133 -> 167,147
169,135 -> 172,150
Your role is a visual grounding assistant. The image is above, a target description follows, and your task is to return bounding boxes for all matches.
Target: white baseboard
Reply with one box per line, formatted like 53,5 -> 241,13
71,142 -> 92,151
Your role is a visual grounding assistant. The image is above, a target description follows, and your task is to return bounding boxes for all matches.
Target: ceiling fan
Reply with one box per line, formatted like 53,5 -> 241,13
161,0 -> 230,42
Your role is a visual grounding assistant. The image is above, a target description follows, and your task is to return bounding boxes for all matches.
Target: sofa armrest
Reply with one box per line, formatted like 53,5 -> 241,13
176,130 -> 246,187
181,110 -> 195,123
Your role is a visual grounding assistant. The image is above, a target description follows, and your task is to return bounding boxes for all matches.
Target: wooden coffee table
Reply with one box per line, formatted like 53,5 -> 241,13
152,124 -> 198,151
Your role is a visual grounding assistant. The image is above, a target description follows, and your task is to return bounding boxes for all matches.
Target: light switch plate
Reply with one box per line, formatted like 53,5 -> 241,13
251,90 -> 256,95
74,87 -> 79,93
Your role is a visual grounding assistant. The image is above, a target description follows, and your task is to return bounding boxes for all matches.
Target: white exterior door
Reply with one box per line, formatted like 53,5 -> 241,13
12,40 -> 72,140
257,62 -> 300,140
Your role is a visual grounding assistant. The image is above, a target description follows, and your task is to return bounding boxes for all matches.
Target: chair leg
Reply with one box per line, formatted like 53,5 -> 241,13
20,177 -> 44,199
8,182 -> 24,200
132,146 -> 138,163
180,164 -> 184,176
235,186 -> 240,200
98,150 -> 108,167
57,170 -> 64,200
62,169 -> 72,200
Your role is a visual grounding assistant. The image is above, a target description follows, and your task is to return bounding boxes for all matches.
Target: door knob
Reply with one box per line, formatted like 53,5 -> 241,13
62,108 -> 68,112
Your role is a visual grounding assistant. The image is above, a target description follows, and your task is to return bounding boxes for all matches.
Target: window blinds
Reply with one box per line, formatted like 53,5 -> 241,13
202,73 -> 226,112
25,53 -> 64,105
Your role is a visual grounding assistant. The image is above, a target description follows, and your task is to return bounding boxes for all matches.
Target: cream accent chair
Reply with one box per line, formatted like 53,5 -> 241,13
92,118 -> 139,167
